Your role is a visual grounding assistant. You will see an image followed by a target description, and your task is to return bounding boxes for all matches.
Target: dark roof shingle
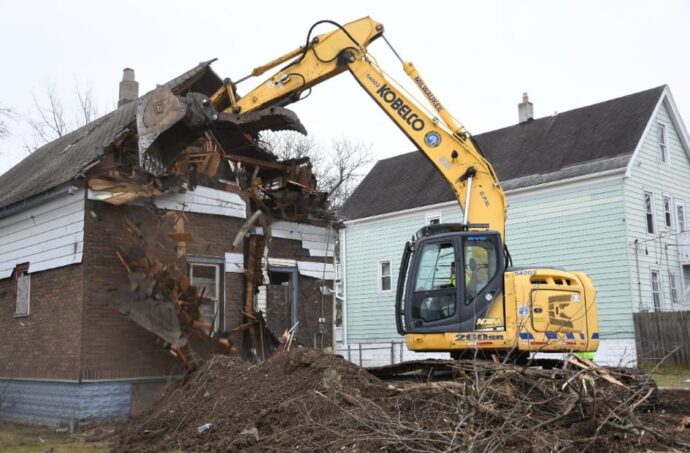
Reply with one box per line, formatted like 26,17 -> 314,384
0,60 -> 222,210
339,86 -> 664,220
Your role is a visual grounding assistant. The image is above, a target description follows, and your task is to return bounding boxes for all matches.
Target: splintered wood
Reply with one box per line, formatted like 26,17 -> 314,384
111,212 -> 235,370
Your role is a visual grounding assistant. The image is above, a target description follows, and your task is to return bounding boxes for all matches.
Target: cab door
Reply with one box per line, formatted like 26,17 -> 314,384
405,237 -> 461,332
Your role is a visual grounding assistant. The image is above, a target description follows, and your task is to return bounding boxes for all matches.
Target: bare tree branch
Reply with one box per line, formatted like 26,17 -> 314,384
74,81 -> 98,125
259,131 -> 372,210
0,102 -> 16,141
24,80 -> 100,152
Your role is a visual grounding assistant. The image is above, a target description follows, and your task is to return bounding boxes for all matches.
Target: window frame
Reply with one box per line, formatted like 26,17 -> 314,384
663,195 -> 673,229
189,261 -> 222,332
13,263 -> 30,318
650,269 -> 662,311
425,212 -> 443,225
675,200 -> 686,234
643,191 -> 656,235
378,258 -> 393,293
657,122 -> 669,165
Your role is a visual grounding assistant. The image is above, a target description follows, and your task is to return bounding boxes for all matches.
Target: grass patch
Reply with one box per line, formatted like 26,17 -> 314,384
650,368 -> 690,389
0,422 -> 109,453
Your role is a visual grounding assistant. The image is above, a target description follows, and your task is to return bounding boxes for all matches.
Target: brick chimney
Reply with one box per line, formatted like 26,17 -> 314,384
118,68 -> 139,107
518,92 -> 534,123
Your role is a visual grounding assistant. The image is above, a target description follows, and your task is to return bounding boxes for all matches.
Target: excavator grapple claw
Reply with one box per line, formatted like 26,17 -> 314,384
137,86 -> 306,176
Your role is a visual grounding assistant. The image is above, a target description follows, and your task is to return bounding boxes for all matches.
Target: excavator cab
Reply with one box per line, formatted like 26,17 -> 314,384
396,224 -> 505,335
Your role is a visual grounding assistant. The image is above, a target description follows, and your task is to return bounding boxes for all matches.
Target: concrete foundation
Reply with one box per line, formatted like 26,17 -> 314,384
0,379 -> 167,426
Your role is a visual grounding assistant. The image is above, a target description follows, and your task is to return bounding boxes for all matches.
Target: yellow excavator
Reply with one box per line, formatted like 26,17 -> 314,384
137,17 -> 599,361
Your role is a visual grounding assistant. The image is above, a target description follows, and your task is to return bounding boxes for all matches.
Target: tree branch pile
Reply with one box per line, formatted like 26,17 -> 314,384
113,349 -> 690,452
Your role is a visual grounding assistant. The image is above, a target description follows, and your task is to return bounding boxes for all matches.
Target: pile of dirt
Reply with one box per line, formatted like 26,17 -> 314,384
114,349 -> 690,452
113,348 -> 382,452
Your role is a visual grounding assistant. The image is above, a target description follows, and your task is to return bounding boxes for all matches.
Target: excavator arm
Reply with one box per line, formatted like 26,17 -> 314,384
138,16 -> 506,237
217,17 -> 507,237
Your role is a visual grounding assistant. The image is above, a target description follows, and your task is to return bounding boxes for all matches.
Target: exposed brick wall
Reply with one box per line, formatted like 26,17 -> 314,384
0,265 -> 83,380
0,198 -> 330,382
81,200 -> 244,379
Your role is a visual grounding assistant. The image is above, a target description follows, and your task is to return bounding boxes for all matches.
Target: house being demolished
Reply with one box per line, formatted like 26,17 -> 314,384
0,62 -> 337,425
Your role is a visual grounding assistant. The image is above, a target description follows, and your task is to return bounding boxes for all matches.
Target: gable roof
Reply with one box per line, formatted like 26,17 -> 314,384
340,85 -> 666,221
0,60 -> 222,211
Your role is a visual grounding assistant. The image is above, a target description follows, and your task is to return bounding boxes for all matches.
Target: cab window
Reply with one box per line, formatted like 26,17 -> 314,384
463,235 -> 499,305
413,241 -> 456,322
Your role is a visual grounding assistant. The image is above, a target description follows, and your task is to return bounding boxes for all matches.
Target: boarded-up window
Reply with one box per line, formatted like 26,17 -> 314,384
14,263 -> 30,317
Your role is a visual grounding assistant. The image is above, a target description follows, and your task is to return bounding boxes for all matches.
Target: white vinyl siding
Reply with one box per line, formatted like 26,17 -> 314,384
0,188 -> 85,279
95,185 -> 247,219
625,101 -> 690,312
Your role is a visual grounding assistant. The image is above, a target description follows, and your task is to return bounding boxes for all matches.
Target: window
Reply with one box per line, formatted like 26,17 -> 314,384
189,263 -> 221,332
412,241 -> 456,322
669,271 -> 680,304
676,201 -> 686,233
658,122 -> 668,164
651,270 -> 662,311
379,259 -> 392,292
425,212 -> 442,225
663,196 -> 673,228
14,263 -> 30,317
644,192 -> 655,234
463,235 -> 500,306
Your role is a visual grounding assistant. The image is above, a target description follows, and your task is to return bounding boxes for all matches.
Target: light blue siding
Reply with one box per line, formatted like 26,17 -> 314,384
506,177 -> 631,338
624,101 -> 690,312
344,178 -> 631,342
342,204 -> 463,343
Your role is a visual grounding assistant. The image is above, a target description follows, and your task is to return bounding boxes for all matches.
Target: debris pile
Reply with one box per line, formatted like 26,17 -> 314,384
114,349 -> 690,452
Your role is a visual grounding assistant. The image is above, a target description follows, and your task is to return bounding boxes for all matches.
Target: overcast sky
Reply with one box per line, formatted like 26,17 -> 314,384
1,0 -> 689,175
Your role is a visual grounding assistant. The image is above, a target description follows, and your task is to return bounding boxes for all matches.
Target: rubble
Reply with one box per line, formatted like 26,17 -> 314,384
113,349 -> 690,452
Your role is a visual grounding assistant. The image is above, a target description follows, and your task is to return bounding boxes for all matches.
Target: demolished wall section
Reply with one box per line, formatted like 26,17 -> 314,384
266,237 -> 334,348
80,199 -> 245,379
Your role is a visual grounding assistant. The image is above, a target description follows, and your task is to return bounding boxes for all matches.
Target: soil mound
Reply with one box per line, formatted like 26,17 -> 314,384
114,350 -> 690,452
114,348 -> 382,452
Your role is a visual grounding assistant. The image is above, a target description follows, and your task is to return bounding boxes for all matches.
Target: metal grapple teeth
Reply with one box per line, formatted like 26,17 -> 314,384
216,107 -> 307,137
136,86 -> 307,176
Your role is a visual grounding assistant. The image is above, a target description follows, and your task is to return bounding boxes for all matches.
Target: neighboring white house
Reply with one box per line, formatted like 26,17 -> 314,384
338,86 -> 690,367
